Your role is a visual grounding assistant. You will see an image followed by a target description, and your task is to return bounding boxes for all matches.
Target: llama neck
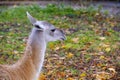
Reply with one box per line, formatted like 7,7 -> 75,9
10,29 -> 46,80
14,28 -> 47,79
28,28 -> 46,74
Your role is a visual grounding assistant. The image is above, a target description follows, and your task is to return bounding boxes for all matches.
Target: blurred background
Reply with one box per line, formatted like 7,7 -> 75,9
0,0 -> 120,80
1,0 -> 120,15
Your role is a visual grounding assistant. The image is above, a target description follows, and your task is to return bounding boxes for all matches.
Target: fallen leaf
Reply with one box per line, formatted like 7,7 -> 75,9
72,37 -> 79,43
80,72 -> 87,77
100,55 -> 105,60
99,43 -> 109,48
57,72 -> 65,78
13,50 -> 19,54
108,68 -> 116,73
49,43 -> 55,50
89,25 -> 94,28
38,73 -> 46,80
95,12 -> 99,16
66,52 -> 74,58
105,47 -> 111,52
94,72 -> 111,80
54,46 -> 60,50
99,37 -> 106,40
67,78 -> 74,80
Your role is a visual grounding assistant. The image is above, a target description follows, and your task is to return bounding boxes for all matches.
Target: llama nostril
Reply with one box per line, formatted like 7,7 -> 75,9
60,35 -> 66,41
63,35 -> 66,40
60,38 -> 65,41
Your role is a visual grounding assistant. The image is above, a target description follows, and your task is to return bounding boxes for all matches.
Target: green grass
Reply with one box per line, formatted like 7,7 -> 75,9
0,4 -> 120,79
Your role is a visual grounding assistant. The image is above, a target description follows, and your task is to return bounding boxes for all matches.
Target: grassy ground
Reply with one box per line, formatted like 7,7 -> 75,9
0,4 -> 120,80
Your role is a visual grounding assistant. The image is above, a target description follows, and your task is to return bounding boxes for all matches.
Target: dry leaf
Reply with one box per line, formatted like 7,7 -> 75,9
95,12 -> 99,16
94,72 -> 111,80
99,37 -> 106,40
49,43 -> 55,50
54,46 -> 60,50
13,50 -> 19,54
108,68 -> 116,73
66,52 -> 74,58
80,72 -> 87,77
67,78 -> 74,80
38,73 -> 46,80
99,43 -> 109,48
62,45 -> 67,49
72,37 -> 79,43
57,72 -> 65,78
89,25 -> 94,28
100,56 -> 105,60
105,48 -> 111,52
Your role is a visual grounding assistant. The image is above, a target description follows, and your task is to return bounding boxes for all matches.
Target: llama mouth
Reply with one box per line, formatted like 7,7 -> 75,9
60,36 -> 66,41
61,38 -> 65,41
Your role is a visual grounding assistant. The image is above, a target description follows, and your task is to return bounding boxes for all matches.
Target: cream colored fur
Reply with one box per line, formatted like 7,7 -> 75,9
0,32 -> 46,80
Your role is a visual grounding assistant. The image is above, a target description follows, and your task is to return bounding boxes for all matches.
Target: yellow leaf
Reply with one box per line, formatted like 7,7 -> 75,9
80,72 -> 87,77
89,25 -> 94,28
79,78 -> 85,80
49,43 -> 55,50
66,52 -> 74,58
110,22 -> 115,27
54,46 -> 60,50
105,48 -> 111,52
38,73 -> 46,80
100,56 -> 105,59
67,78 -> 74,80
62,45 -> 66,48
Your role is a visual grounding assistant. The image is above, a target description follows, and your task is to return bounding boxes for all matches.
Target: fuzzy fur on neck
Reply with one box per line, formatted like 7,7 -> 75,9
0,28 -> 47,80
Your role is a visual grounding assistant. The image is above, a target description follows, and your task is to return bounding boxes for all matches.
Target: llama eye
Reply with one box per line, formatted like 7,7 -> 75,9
35,25 -> 40,29
51,29 -> 56,32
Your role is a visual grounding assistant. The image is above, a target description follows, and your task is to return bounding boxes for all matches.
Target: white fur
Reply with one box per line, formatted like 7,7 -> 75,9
28,28 -> 47,80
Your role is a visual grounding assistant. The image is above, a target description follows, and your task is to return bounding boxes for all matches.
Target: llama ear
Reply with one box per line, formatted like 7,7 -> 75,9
26,12 -> 37,25
34,24 -> 43,31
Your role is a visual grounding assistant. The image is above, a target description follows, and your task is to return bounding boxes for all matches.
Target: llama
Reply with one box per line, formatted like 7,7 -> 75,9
0,12 -> 66,80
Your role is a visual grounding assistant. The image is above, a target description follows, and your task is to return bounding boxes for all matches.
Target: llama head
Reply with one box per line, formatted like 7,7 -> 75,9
26,12 -> 66,42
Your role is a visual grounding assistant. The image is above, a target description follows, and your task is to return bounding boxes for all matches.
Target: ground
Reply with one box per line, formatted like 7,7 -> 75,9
0,4 -> 120,80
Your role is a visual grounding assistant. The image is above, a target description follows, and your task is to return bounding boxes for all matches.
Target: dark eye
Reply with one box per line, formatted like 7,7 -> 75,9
34,25 -> 40,28
51,29 -> 56,32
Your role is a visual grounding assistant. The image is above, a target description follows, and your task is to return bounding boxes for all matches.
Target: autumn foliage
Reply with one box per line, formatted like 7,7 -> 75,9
0,4 -> 120,79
